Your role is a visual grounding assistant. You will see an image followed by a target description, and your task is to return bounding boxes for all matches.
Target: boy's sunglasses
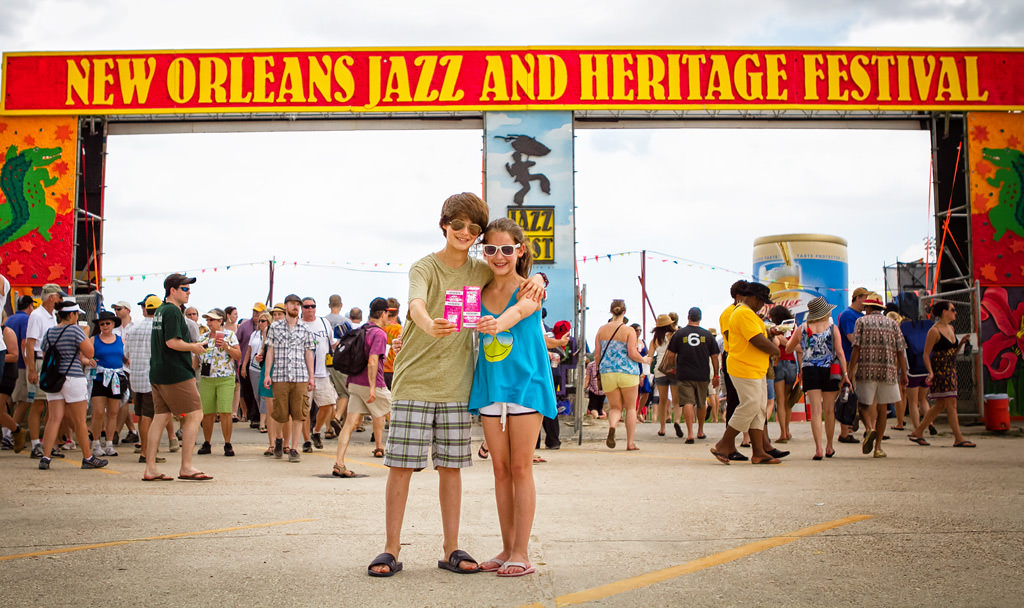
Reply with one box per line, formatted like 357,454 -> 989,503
482,244 -> 520,256
447,219 -> 482,236
179,286 -> 190,292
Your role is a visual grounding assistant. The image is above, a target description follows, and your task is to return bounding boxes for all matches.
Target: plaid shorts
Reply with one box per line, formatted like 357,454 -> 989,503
384,400 -> 472,470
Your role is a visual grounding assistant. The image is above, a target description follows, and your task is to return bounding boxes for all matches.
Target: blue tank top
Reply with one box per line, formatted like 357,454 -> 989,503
94,335 -> 125,369
800,324 -> 835,368
468,290 -> 557,419
599,325 -> 639,375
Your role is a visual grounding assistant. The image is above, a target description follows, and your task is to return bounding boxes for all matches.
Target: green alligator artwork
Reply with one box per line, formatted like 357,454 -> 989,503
982,146 -> 1024,242
0,144 -> 62,246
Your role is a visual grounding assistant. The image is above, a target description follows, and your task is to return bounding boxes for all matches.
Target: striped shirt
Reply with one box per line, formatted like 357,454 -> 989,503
266,319 -> 315,383
123,317 -> 154,393
40,324 -> 87,379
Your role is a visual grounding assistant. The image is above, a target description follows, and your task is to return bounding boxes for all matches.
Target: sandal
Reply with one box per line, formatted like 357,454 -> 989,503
372,448 -> 385,458
908,435 -> 930,446
478,444 -> 489,460
953,440 -> 976,448
324,430 -> 336,440
332,463 -> 357,478
258,427 -> 267,433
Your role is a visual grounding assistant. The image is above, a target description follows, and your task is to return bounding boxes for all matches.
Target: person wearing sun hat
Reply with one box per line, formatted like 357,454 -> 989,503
649,313 -> 676,437
785,295 -> 851,460
236,302 -> 268,429
849,292 -> 908,458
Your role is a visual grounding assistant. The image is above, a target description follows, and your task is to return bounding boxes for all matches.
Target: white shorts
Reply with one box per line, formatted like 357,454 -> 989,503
855,380 -> 902,405
45,376 -> 89,403
308,375 -> 339,407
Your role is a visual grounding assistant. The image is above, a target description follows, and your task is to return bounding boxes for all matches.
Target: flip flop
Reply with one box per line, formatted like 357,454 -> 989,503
533,455 -> 547,463
178,472 -> 213,480
497,561 -> 535,577
478,444 -> 489,459
908,435 -> 930,446
697,433 -> 707,439
479,557 -> 505,572
751,457 -> 782,464
372,448 -> 385,458
626,445 -> 639,451
141,473 -> 174,482
368,552 -> 402,577
438,549 -> 480,574
709,447 -> 730,465
953,441 -> 976,448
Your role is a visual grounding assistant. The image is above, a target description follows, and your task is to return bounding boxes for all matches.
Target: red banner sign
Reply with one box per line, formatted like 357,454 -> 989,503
4,47 -> 1024,115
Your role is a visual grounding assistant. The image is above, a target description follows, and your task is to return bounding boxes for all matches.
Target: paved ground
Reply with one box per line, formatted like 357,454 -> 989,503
1,416 -> 1022,607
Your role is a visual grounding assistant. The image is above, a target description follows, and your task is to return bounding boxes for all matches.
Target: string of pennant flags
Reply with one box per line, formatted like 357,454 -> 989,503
102,252 -> 870,293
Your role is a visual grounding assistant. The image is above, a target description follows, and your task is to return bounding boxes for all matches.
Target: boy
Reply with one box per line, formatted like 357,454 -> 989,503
368,193 -> 544,577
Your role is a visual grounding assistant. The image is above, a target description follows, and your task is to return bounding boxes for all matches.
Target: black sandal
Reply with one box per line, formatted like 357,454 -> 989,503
368,552 -> 402,577
478,444 -> 489,459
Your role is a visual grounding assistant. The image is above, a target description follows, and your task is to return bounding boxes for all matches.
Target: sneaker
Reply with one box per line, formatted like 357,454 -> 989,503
124,431 -> 139,443
197,441 -> 212,455
104,444 -> 118,457
224,443 -> 235,457
38,457 -> 51,470
274,438 -> 283,459
1,435 -> 12,450
288,448 -> 300,462
139,455 -> 167,463
50,448 -> 66,459
61,439 -> 75,451
13,428 -> 27,454
81,456 -> 109,469
168,437 -> 180,452
302,441 -> 312,453
30,444 -> 44,459
312,433 -> 323,450
175,429 -> 183,441
91,440 -> 104,458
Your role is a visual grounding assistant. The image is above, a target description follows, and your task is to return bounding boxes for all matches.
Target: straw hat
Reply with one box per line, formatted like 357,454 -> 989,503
863,292 -> 885,310
654,314 -> 673,329
805,296 -> 837,321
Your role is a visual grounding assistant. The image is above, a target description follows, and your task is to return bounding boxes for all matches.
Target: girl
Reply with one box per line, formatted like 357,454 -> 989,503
469,218 -> 556,577
908,301 -> 975,447
786,296 -> 849,460
86,310 -> 127,457
594,300 -> 652,451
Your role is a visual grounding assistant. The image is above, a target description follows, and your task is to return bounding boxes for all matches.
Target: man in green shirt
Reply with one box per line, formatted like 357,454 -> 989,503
143,273 -> 210,482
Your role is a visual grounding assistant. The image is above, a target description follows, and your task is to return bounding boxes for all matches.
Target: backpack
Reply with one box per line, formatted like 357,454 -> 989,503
38,326 -> 76,393
331,324 -> 370,375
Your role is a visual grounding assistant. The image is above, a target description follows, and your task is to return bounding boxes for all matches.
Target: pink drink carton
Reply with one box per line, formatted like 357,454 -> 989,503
462,286 -> 481,328
444,290 -> 464,331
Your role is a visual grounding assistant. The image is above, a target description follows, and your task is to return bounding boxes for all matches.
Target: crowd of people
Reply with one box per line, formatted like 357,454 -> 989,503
0,191 -> 977,579
581,281 -> 976,464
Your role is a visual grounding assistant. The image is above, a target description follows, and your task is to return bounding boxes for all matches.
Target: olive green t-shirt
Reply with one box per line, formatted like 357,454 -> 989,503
150,302 -> 196,385
392,253 -> 492,402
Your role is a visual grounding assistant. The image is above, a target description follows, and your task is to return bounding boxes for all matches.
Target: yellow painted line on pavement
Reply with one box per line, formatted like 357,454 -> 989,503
518,514 -> 874,608
0,518 -> 317,562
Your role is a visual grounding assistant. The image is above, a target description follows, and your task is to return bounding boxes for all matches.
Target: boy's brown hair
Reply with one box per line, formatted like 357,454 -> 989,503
439,192 -> 490,236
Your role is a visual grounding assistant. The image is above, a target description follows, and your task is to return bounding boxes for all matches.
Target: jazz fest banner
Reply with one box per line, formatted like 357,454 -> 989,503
484,111 -> 574,326
968,112 -> 1024,415
4,47 -> 1024,115
0,116 -> 77,286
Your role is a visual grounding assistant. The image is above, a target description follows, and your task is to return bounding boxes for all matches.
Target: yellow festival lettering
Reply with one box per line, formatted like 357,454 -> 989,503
20,48 -> 1013,114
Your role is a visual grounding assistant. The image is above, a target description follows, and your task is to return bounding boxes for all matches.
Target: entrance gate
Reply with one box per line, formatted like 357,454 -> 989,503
3,46 -> 1024,414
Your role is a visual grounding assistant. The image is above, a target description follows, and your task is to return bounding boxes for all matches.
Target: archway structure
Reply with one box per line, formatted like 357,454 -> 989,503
2,46 -> 1023,409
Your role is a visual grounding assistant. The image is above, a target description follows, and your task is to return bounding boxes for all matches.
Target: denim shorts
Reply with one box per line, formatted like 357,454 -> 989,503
773,359 -> 798,385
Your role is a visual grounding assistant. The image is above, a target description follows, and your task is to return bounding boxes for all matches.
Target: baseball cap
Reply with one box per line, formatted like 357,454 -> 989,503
369,297 -> 389,314
164,273 -> 196,290
41,283 -> 69,297
113,300 -> 132,310
143,295 -> 163,310
18,295 -> 35,310
283,294 -> 302,304
851,287 -> 870,300
252,302 -> 267,312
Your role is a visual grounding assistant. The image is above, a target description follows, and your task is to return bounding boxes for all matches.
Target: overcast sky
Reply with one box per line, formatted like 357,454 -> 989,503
3,0 -> 1021,344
